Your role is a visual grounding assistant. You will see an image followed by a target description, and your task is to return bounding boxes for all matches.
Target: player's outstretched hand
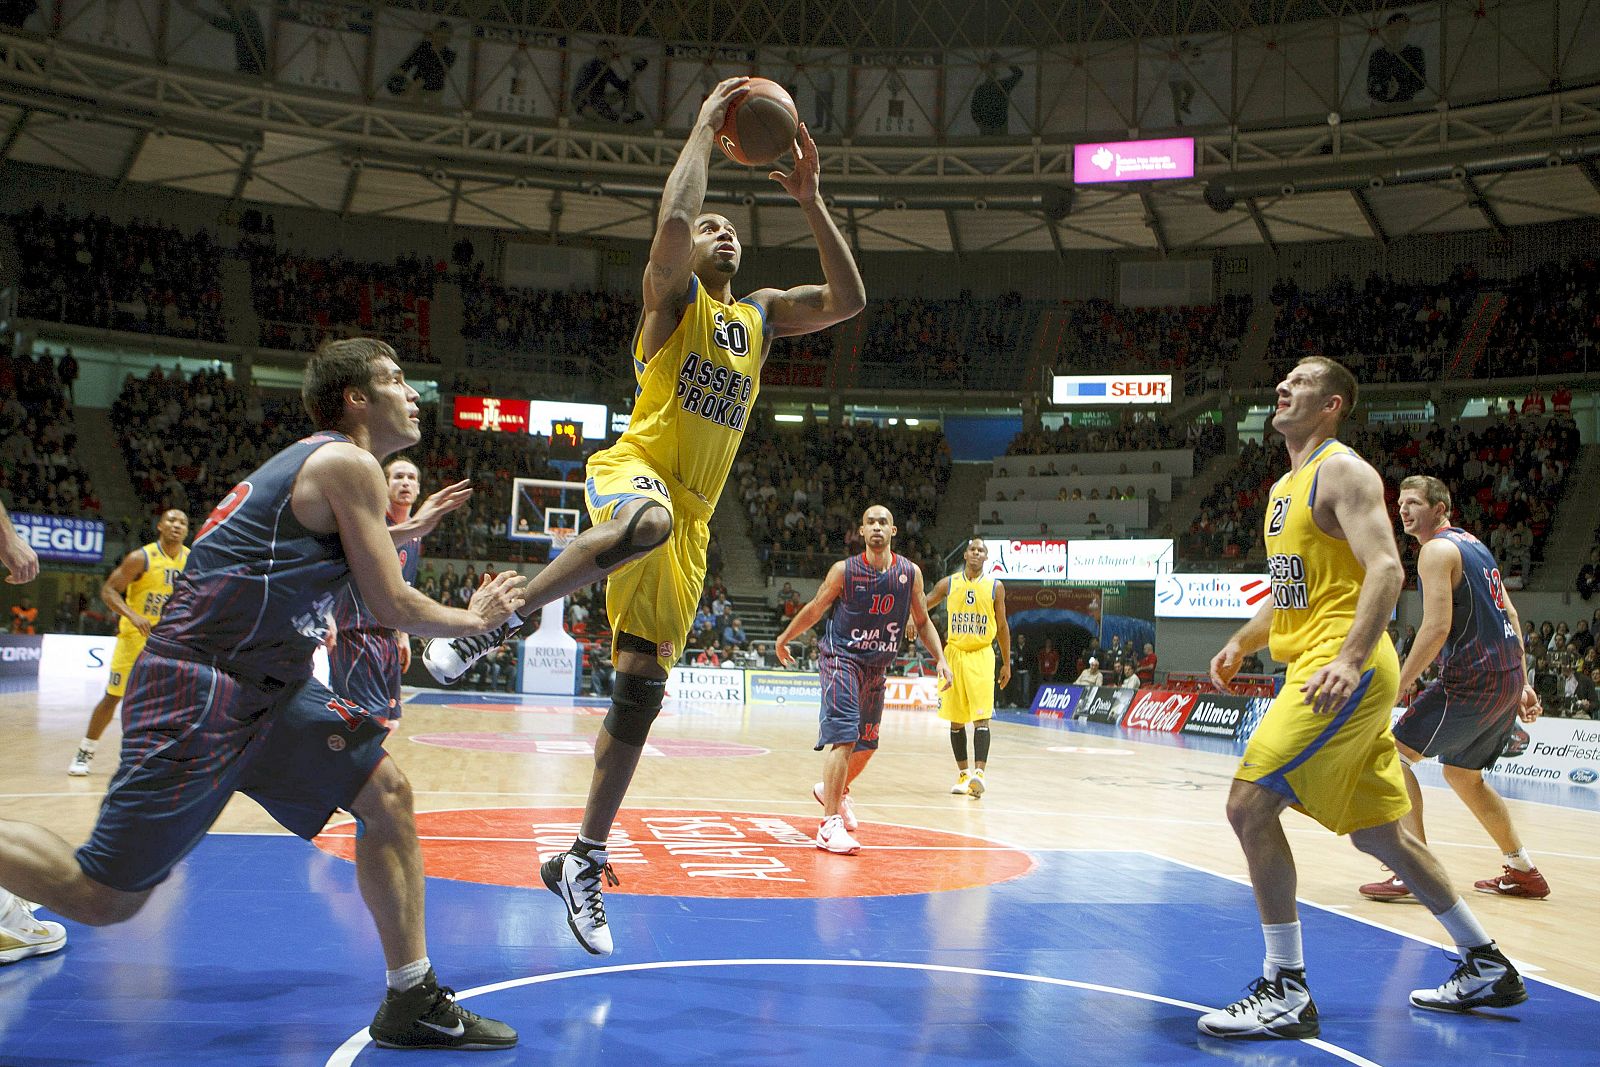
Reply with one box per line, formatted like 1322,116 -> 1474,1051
0,535 -> 38,584
1301,657 -> 1360,716
769,122 -> 819,204
1518,683 -> 1543,723
774,639 -> 795,668
1209,643 -> 1242,693
468,569 -> 530,631
695,77 -> 750,133
410,479 -> 474,537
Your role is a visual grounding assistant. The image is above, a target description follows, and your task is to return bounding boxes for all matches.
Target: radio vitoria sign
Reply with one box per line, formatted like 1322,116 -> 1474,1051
1156,573 -> 1274,619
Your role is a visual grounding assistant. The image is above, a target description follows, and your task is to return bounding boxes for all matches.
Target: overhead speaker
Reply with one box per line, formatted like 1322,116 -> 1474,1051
1204,183 -> 1236,213
1040,186 -> 1073,221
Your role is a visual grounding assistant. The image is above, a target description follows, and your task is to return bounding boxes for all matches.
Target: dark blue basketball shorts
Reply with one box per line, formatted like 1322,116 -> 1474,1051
1393,668 -> 1522,772
76,651 -> 390,893
814,652 -> 888,753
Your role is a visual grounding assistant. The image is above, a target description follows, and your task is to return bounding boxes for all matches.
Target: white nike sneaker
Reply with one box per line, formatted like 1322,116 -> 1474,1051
966,769 -> 986,798
423,615 -> 526,685
812,782 -> 858,831
0,891 -> 67,965
67,748 -> 93,777
815,814 -> 860,855
540,848 -> 617,956
1197,971 -> 1319,1039
1410,945 -> 1528,1013
950,772 -> 971,795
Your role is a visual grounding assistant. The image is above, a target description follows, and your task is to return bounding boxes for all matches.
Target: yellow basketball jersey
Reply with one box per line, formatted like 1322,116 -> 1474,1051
610,276 -> 764,507
946,571 -> 998,652
119,541 -> 189,635
1264,439 -> 1367,663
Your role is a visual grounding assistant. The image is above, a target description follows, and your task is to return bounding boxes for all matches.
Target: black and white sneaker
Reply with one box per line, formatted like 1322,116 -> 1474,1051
423,616 -> 525,685
1410,944 -> 1528,1013
368,969 -> 517,1050
1197,971 -> 1320,1039
540,848 -> 619,956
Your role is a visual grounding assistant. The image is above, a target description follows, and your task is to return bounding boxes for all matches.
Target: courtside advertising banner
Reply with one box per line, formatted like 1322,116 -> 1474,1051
1078,686 -> 1134,724
666,667 -> 744,703
983,538 -> 1068,580
1067,538 -> 1174,582
1484,718 -> 1600,789
1121,689 -> 1197,732
1031,683 -> 1084,717
884,676 -> 942,709
746,670 -> 822,705
10,513 -> 105,564
1155,573 -> 1273,619
0,634 -> 43,680
1179,694 -> 1249,737
1051,374 -> 1174,405
1072,137 -> 1195,183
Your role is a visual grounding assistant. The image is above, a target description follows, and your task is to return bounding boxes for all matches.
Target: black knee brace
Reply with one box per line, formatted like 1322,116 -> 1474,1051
974,722 -> 991,763
949,725 -> 969,763
603,670 -> 666,746
595,501 -> 671,569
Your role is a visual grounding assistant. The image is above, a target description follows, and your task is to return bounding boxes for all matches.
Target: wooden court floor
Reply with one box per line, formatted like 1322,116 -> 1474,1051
3,672 -> 1598,1065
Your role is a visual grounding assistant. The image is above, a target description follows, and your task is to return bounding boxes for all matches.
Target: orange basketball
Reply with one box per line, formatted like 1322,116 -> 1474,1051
717,78 -> 800,167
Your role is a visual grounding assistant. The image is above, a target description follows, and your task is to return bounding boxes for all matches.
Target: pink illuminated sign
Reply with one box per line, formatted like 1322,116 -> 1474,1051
1073,138 -> 1195,183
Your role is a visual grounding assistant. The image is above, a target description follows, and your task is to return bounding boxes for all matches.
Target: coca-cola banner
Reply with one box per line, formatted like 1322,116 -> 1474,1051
1121,689 -> 1197,733
1078,686 -> 1134,725
1179,694 -> 1249,738
1030,683 -> 1084,718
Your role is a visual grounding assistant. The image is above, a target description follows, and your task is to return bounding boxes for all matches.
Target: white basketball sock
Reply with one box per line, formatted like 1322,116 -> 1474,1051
386,956 -> 432,992
1262,920 -> 1304,980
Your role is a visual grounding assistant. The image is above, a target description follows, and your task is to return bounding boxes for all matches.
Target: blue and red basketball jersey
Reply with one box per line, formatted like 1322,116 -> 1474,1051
819,552 -> 917,671
1432,527 -> 1522,678
327,529 -> 421,715
150,432 -> 353,682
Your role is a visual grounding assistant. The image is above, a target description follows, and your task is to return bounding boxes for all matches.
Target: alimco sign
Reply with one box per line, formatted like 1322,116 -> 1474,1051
1051,374 -> 1173,405
1156,573 -> 1273,619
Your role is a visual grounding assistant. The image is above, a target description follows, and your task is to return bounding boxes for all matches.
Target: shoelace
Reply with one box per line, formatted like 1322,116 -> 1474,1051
573,859 -> 620,924
424,983 -> 485,1025
451,620 -> 516,661
1226,977 -> 1278,1016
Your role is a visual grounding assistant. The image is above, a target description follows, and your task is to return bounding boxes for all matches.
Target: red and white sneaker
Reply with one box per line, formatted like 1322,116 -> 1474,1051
815,814 -> 860,855
1474,865 -> 1551,899
1359,873 -> 1413,901
812,782 -> 858,831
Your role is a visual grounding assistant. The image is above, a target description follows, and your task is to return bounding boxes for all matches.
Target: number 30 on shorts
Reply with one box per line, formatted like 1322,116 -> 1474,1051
631,475 -> 669,497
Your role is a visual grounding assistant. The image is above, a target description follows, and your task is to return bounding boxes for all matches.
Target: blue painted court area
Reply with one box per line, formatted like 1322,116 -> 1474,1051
2,837 -> 1594,1066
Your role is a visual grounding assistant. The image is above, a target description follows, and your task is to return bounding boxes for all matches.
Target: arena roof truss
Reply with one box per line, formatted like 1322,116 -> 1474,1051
3,27 -> 1600,254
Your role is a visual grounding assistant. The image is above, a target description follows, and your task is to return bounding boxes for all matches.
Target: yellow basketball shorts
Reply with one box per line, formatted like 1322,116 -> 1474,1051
939,644 -> 996,724
585,446 -> 712,673
1235,635 -> 1408,835
107,628 -> 150,698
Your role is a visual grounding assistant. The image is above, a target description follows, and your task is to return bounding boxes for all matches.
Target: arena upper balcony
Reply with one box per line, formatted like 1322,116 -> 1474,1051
0,0 -> 1597,255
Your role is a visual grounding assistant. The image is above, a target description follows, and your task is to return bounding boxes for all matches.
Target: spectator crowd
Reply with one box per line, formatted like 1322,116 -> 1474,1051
0,348 -> 99,519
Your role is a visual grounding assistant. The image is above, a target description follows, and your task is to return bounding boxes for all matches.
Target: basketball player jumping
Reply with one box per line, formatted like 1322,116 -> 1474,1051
924,538 -> 1010,797
68,507 -> 190,777
425,76 -> 865,954
775,505 -> 952,853
1202,357 -> 1525,1040
0,340 -> 529,1050
1357,475 -> 1549,902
